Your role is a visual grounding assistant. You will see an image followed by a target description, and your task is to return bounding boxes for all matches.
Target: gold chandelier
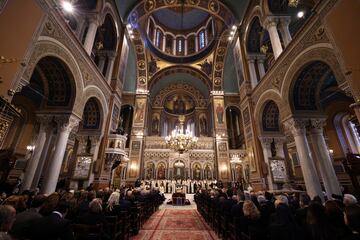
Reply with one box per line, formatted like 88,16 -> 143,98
288,0 -> 299,7
165,115 -> 198,154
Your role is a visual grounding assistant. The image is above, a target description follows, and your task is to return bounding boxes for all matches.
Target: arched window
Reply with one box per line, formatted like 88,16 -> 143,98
176,38 -> 184,56
199,30 -> 206,49
155,29 -> 163,49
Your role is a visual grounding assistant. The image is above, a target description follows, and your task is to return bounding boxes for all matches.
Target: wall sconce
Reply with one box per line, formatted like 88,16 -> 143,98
26,145 -> 35,152
329,149 -> 334,155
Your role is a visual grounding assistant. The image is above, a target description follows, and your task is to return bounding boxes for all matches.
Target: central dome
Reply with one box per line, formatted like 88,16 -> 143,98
146,7 -> 216,63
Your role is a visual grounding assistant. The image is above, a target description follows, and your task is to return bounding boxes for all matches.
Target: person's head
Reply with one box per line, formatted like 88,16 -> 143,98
0,205 -> 16,232
87,191 -> 96,201
30,194 -> 46,209
243,200 -> 261,220
55,200 -> 69,216
89,198 -> 103,214
275,195 -> 288,208
108,191 -> 120,206
306,202 -> 327,225
238,192 -> 246,202
39,193 -> 60,216
2,195 -> 26,213
226,189 -> 233,199
325,200 -> 345,226
257,195 -> 266,205
344,204 -> 360,233
299,194 -> 311,208
343,194 -> 358,207
264,191 -> 273,201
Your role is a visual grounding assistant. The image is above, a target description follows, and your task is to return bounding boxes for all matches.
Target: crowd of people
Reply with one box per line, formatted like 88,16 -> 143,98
0,186 -> 165,240
195,188 -> 360,240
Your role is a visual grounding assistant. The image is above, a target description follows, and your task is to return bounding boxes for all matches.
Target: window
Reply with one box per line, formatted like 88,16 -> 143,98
199,30 -> 206,49
178,39 -> 182,52
156,30 -> 161,48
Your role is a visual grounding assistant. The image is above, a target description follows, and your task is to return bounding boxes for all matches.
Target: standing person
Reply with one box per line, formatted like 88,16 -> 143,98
305,202 -> 336,240
344,204 -> 360,240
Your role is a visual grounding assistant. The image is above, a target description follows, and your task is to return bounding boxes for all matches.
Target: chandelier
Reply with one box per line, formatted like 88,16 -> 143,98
165,115 -> 198,154
230,154 -> 243,164
288,0 -> 299,7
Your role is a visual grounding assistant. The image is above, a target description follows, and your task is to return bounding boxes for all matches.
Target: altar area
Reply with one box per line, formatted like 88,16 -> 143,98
161,194 -> 196,209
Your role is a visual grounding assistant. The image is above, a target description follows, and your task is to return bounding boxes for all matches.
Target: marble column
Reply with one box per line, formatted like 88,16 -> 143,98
259,137 -> 276,190
257,57 -> 266,79
21,115 -> 51,191
84,16 -> 100,55
31,130 -> 54,190
97,54 -> 106,75
264,18 -> 283,59
279,17 -> 292,47
41,115 -> 79,194
284,118 -> 323,200
309,119 -> 342,198
105,51 -> 116,82
247,57 -> 258,88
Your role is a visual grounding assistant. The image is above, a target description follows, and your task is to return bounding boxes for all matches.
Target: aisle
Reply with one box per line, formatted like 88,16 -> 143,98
131,209 -> 220,240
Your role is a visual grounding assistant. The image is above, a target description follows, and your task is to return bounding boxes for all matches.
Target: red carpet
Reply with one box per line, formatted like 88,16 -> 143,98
131,209 -> 220,240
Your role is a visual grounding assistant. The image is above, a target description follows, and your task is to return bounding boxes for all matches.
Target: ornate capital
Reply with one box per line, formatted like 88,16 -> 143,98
283,118 -> 308,136
263,17 -> 278,30
279,16 -> 292,27
258,136 -> 273,147
309,118 -> 326,134
54,114 -> 80,133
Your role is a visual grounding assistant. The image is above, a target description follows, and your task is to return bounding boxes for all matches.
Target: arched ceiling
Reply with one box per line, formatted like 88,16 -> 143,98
115,0 -> 250,23
150,72 -> 209,99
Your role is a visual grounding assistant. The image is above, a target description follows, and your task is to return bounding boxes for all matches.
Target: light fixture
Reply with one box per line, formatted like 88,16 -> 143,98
174,160 -> 185,168
228,36 -> 233,41
230,31 -> 235,35
232,25 -> 237,30
329,149 -> 334,155
126,24 -> 132,29
165,115 -> 198,154
62,1 -> 74,13
297,11 -> 305,18
26,145 -> 35,152
288,0 -> 299,7
230,154 -> 243,164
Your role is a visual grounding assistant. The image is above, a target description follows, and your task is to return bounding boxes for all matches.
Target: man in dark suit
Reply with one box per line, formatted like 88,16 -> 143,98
295,193 -> 310,229
28,199 -> 74,240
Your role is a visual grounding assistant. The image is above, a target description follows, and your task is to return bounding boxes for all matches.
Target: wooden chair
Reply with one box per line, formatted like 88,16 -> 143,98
72,224 -> 103,240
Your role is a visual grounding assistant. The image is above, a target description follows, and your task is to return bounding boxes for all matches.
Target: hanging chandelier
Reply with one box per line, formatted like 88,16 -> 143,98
165,115 -> 198,154
288,0 -> 299,7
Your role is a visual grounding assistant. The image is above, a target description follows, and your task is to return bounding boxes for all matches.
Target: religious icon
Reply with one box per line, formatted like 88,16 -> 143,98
152,114 -> 160,135
164,93 -> 195,115
197,59 -> 213,76
134,100 -> 145,122
216,103 -> 224,124
199,115 -> 207,135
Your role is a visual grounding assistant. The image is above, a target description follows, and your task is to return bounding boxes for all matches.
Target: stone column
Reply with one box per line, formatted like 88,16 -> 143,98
259,137 -> 276,190
84,16 -> 100,55
309,119 -> 342,198
264,18 -> 283,59
257,57 -> 266,79
97,53 -> 106,75
21,115 -> 52,191
105,51 -> 116,82
41,115 -> 79,194
284,118 -> 323,200
31,130 -> 54,190
279,17 -> 292,47
247,57 -> 258,88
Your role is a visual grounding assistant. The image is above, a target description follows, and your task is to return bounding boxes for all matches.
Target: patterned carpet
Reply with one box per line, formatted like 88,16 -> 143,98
131,209 -> 220,240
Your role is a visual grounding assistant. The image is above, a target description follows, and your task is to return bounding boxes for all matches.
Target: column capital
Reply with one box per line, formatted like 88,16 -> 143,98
309,118 -> 327,134
87,14 -> 101,26
283,118 -> 308,136
263,16 -> 279,30
54,114 -> 80,133
278,16 -> 292,27
258,136 -> 273,147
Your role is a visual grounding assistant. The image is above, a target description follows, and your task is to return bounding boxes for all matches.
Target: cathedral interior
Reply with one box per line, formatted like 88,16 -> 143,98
0,0 -> 360,201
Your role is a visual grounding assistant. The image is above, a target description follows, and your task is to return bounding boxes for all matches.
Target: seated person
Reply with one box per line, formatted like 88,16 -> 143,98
76,198 -> 107,225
